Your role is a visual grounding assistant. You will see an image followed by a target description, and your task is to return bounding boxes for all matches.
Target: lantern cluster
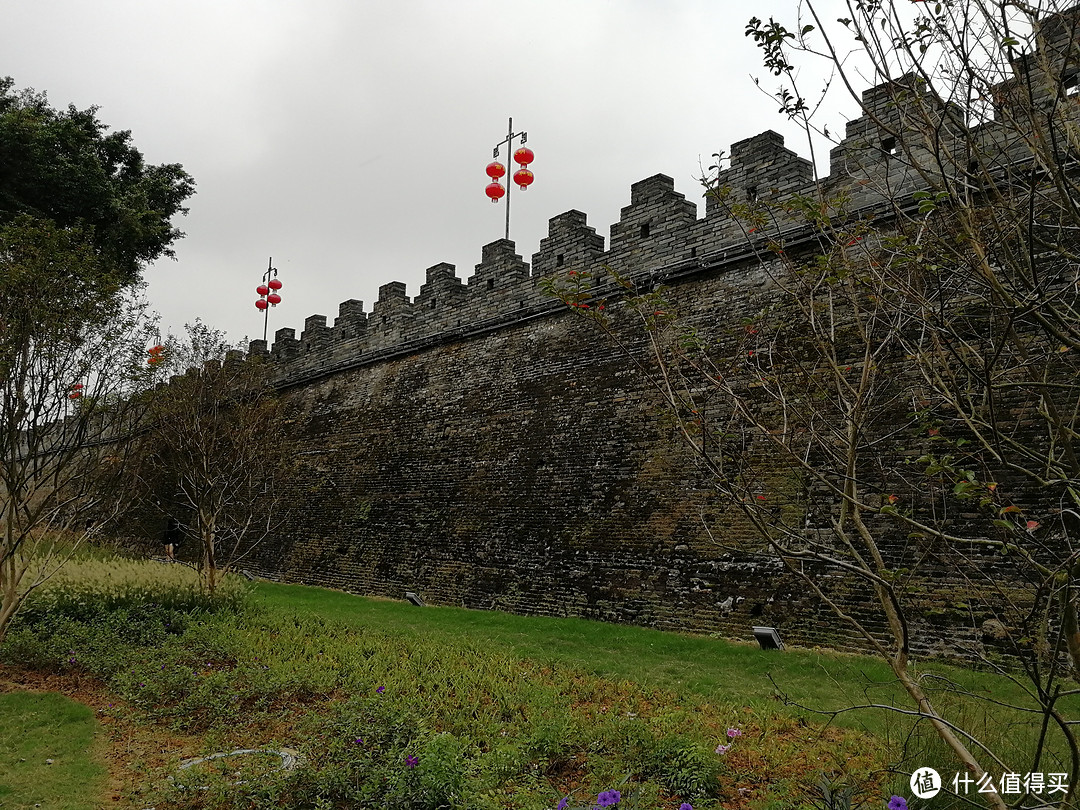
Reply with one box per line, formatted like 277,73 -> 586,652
513,146 -> 534,190
484,146 -> 535,202
68,382 -> 84,400
484,161 -> 506,202
147,344 -> 166,366
256,277 -> 283,311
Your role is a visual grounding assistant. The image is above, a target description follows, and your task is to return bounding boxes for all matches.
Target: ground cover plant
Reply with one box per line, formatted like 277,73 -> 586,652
251,583 -> 984,738
258,583 -> 1080,802
0,556 -> 889,808
2,554 -> 1072,808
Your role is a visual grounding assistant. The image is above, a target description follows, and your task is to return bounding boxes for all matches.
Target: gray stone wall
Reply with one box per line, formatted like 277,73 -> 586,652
240,42 -> 1076,661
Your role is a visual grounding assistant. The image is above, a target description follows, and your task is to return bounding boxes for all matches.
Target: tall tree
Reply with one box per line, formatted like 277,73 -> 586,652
0,217 -> 158,640
0,79 -> 194,639
124,322 -> 289,593
0,76 -> 195,282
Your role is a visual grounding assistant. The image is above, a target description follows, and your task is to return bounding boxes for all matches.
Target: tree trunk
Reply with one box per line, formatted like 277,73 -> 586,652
200,509 -> 217,594
0,594 -> 19,645
0,553 -> 25,644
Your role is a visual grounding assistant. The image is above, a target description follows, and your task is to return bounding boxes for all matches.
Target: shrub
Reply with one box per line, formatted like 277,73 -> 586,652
246,692 -> 471,809
638,735 -> 722,802
2,577 -> 248,676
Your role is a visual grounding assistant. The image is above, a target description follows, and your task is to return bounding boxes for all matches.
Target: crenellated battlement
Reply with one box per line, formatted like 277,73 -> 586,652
254,19 -> 1080,387
223,7 -> 1080,662
251,120 -> 902,385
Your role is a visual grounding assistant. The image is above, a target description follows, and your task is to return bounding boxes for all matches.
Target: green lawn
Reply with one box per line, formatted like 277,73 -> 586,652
2,569 -> 1074,808
252,582 -> 1000,739
253,582 -> 1080,793
0,691 -> 105,810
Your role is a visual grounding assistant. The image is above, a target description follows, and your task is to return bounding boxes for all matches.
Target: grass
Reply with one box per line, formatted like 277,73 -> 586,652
251,582 -> 1014,738
3,556 -> 1077,808
2,566 -> 890,808
251,582 -> 1080,802
42,551 -> 223,591
0,691 -> 105,810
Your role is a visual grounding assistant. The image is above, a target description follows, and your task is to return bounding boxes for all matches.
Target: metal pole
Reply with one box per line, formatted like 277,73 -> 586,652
504,117 -> 512,241
491,118 -> 527,242
261,254 -> 276,341
262,257 -> 272,342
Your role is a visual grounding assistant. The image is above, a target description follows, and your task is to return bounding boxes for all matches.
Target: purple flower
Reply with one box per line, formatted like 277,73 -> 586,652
727,727 -> 742,738
406,754 -> 418,768
376,686 -> 385,694
597,789 -> 621,806
715,743 -> 731,755
354,737 -> 364,745
557,799 -> 569,810
679,804 -> 694,810
888,797 -> 908,810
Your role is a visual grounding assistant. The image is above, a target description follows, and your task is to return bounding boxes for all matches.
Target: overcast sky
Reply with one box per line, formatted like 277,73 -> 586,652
5,1 -> 853,348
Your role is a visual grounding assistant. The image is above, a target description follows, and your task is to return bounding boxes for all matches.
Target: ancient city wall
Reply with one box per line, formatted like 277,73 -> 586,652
240,42 -> 1075,660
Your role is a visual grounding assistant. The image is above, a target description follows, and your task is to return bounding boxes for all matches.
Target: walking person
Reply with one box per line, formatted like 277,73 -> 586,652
163,515 -> 181,561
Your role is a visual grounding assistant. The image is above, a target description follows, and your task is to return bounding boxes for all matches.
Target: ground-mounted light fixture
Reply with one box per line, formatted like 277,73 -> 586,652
752,625 -> 784,650
405,591 -> 425,607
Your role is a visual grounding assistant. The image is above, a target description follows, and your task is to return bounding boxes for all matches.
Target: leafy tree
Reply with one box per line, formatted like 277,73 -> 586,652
0,216 -> 158,641
549,1 -> 1080,806
0,76 -> 195,282
123,322 -> 289,593
0,79 -> 194,639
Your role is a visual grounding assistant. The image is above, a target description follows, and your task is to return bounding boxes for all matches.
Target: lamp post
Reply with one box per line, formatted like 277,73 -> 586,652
484,117 -> 535,241
254,257 -> 283,342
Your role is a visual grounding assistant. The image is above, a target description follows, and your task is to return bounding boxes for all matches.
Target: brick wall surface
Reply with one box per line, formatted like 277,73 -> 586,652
239,38 -> 1079,662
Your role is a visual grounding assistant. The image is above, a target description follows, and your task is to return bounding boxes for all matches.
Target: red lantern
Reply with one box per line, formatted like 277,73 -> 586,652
485,161 -> 506,179
485,182 -> 506,202
267,292 -> 282,306
69,382 -> 84,400
514,146 -> 534,166
256,299 -> 269,311
268,278 -> 282,290
257,284 -> 270,296
513,168 -> 534,190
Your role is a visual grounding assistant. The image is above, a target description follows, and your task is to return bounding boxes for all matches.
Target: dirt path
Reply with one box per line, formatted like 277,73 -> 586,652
0,668 -> 203,808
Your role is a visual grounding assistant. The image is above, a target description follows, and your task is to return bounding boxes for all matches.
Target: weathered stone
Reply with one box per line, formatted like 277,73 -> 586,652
236,29 -> 1080,663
